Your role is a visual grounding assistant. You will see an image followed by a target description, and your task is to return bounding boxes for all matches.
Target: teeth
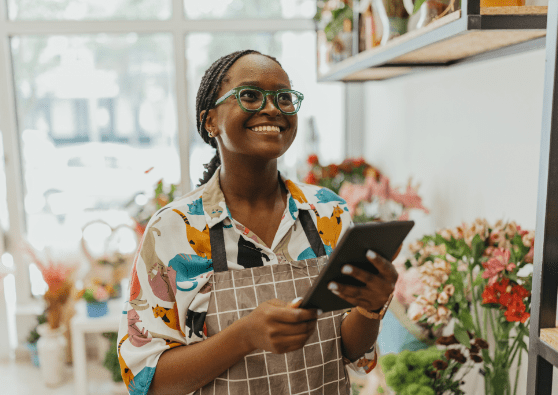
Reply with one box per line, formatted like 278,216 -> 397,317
251,125 -> 281,132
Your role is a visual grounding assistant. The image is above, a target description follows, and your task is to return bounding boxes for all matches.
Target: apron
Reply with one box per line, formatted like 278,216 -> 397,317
194,210 -> 350,395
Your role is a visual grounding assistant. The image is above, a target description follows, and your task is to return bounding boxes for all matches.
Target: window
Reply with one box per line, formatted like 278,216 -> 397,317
12,34 -> 180,254
1,0 -> 346,303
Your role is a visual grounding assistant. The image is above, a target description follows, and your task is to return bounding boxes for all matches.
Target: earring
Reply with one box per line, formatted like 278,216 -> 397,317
208,130 -> 214,138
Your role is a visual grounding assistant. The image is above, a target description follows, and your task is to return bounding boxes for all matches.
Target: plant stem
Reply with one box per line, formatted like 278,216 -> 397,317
512,345 -> 523,395
469,269 -> 483,336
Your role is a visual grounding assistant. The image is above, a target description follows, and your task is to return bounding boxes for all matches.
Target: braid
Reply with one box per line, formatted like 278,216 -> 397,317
196,50 -> 283,186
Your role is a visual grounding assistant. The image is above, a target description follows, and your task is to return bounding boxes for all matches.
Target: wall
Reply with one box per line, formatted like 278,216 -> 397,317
364,48 -> 546,242
363,48 -> 551,393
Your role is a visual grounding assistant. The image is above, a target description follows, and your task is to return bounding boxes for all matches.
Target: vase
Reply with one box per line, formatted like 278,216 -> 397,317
26,342 -> 40,367
87,301 -> 108,318
36,324 -> 66,387
483,366 -> 512,395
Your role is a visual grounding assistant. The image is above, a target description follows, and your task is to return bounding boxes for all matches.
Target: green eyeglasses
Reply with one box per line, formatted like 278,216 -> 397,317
214,86 -> 304,115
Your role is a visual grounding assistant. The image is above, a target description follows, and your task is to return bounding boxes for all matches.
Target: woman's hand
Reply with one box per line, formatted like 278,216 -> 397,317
240,299 -> 318,354
328,249 -> 399,313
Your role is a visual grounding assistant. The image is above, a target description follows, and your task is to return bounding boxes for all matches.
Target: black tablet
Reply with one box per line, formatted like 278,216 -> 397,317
300,220 -> 415,313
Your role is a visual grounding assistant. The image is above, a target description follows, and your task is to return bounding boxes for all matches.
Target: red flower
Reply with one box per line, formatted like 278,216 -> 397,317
482,286 -> 499,304
353,157 -> 366,167
307,154 -> 319,165
304,172 -> 319,185
328,164 -> 339,177
512,284 -> 530,299
499,292 -> 513,307
493,278 -> 510,295
504,298 -> 529,323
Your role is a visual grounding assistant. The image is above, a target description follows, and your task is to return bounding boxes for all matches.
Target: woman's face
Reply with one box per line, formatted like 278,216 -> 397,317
207,54 -> 298,162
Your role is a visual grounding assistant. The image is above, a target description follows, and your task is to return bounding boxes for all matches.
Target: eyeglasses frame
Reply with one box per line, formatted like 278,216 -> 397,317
214,85 -> 304,115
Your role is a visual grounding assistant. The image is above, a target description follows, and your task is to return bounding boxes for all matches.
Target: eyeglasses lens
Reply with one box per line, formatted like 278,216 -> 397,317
238,88 -> 300,114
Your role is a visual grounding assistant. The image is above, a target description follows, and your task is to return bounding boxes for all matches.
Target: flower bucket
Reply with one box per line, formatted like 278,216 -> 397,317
26,342 -> 40,367
87,301 -> 108,318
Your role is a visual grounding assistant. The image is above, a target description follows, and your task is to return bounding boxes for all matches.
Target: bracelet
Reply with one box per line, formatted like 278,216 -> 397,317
355,293 -> 394,320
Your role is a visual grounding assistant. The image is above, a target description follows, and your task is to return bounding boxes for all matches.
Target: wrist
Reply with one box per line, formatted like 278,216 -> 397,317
355,292 -> 394,320
232,316 -> 258,354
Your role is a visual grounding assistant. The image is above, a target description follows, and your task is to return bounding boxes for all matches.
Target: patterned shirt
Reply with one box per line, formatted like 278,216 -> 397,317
117,168 -> 377,395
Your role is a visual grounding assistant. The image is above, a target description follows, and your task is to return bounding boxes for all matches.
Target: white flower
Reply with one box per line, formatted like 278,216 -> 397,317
437,291 -> 449,304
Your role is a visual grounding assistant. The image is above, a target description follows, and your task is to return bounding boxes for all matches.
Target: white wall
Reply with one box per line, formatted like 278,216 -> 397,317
363,48 -> 546,242
363,47 -> 552,394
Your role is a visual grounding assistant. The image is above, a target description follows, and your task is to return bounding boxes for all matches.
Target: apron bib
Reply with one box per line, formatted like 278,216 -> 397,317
194,210 -> 350,395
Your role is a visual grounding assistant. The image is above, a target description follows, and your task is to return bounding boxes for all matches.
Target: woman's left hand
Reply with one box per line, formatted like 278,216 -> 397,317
327,249 -> 399,312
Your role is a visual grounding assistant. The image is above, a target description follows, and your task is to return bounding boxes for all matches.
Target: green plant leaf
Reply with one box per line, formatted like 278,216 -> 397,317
454,325 -> 471,347
460,309 -> 475,330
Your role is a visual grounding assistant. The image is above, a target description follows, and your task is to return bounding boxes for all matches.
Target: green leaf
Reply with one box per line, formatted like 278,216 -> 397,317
460,309 -> 475,330
471,234 -> 485,260
454,325 -> 471,347
413,0 -> 428,14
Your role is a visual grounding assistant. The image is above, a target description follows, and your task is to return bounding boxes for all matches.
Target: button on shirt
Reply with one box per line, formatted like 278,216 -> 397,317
117,168 -> 378,395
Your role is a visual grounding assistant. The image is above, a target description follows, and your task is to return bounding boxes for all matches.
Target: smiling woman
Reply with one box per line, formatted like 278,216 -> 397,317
116,50 -> 392,395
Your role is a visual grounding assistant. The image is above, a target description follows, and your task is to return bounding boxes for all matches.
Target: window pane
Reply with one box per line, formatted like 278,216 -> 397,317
186,31 -> 344,187
11,34 -> 179,261
184,0 -> 316,19
8,0 -> 171,20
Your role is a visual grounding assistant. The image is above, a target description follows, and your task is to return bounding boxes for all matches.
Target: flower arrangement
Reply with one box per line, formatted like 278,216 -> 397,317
302,154 -> 428,222
23,245 -> 76,329
405,219 -> 534,395
77,279 -> 114,304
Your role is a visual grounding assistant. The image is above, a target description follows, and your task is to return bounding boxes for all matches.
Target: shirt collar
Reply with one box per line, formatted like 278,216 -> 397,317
201,167 -> 312,228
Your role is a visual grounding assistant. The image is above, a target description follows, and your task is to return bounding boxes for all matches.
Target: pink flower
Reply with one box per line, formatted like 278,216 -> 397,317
482,248 -> 515,285
339,182 -> 371,216
93,286 -> 109,302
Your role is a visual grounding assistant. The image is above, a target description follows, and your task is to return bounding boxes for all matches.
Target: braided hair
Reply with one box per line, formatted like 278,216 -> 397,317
196,50 -> 282,186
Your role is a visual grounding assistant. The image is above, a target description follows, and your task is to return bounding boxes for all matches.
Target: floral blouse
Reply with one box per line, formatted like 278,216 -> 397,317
117,168 -> 377,395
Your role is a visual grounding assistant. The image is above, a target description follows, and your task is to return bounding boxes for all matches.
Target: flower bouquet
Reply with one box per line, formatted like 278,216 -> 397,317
302,154 -> 428,222
406,219 -> 534,395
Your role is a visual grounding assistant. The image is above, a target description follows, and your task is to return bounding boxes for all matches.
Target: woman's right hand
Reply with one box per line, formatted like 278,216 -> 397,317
240,298 -> 318,354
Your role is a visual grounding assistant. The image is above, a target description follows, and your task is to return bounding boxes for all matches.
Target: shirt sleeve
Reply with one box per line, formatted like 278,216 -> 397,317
117,207 -> 213,395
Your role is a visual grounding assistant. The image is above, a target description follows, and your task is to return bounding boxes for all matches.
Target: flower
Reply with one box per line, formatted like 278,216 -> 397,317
445,349 -> 466,364
482,248 -> 515,285
93,287 -> 110,302
432,360 -> 448,370
307,154 -> 319,165
435,335 -> 459,346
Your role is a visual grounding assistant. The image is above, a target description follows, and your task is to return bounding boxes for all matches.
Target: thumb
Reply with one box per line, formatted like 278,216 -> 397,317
288,297 -> 303,308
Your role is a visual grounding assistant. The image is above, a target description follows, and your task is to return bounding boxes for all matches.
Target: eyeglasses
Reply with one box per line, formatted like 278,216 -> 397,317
214,86 -> 304,115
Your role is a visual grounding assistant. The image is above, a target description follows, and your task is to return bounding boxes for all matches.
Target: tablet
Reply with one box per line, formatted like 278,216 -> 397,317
299,220 -> 415,313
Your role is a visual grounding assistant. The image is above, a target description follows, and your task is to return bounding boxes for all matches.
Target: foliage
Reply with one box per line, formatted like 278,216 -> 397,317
314,0 -> 354,41
379,347 -> 441,395
27,311 -> 48,344
406,219 -> 534,395
102,332 -> 123,383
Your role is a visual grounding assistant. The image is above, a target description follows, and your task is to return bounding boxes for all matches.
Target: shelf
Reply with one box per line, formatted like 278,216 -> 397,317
538,328 -> 558,368
318,6 -> 548,82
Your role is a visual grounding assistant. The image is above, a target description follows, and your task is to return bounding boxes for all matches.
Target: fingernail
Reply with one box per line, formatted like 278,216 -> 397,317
291,296 -> 303,304
367,250 -> 377,260
331,290 -> 340,296
328,282 -> 338,291
342,265 -> 352,274
317,309 -> 323,316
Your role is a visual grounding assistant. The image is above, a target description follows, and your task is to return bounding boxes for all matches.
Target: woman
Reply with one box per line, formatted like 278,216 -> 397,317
117,49 -> 398,395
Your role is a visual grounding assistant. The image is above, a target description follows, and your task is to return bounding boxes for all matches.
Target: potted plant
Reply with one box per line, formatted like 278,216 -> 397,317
102,332 -> 128,394
78,280 -> 112,318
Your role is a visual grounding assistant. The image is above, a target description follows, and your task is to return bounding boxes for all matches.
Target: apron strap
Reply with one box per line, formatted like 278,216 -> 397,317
209,210 -> 327,273
209,222 -> 228,273
298,210 -> 327,258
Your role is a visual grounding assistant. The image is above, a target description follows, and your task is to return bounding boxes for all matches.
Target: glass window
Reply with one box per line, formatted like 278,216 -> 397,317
11,34 -> 180,255
186,31 -> 345,187
8,0 -> 172,21
184,0 -> 316,19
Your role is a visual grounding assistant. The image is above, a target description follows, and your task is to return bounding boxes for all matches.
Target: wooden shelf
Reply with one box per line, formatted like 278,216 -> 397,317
318,6 -> 547,82
538,328 -> 558,368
